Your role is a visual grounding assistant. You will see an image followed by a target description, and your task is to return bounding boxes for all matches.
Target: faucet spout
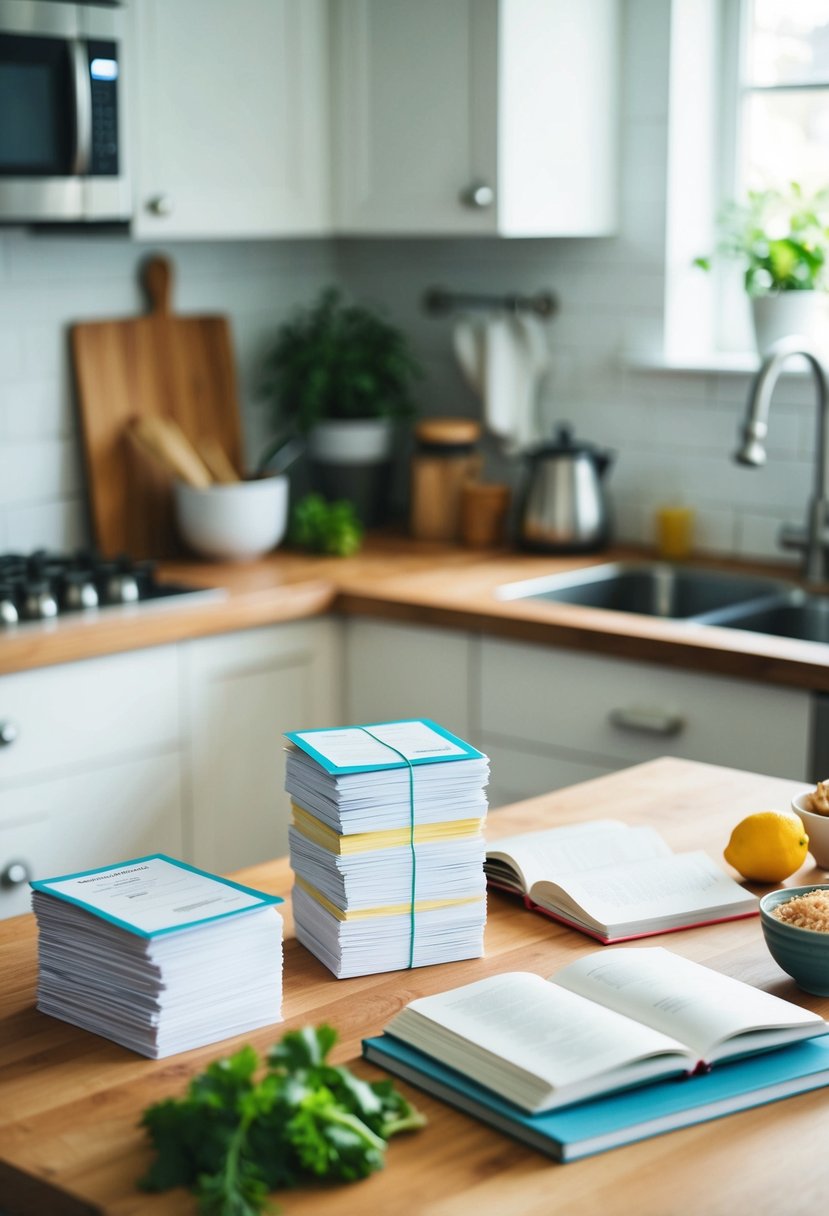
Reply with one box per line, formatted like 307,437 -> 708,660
735,334 -> 829,583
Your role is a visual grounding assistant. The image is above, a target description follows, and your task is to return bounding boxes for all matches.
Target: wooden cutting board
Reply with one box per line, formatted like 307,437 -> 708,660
71,255 -> 244,558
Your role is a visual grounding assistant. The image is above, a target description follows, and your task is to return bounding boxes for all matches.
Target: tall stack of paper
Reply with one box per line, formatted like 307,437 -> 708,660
31,854 -> 284,1059
285,719 -> 489,978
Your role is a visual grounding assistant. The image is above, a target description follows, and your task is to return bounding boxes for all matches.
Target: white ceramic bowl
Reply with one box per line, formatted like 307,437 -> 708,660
792,791 -> 829,870
174,476 -> 288,561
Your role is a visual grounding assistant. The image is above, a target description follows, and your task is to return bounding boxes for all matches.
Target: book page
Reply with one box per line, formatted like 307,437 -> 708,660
532,851 -> 753,931
388,972 -> 692,1106
553,948 -> 825,1062
486,822 -> 670,894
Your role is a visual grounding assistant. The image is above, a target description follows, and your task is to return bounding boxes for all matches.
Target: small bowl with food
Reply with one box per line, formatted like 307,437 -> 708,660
760,885 -> 829,996
792,780 -> 829,869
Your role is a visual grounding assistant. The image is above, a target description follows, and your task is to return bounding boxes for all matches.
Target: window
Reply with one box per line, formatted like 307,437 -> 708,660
739,2 -> 829,195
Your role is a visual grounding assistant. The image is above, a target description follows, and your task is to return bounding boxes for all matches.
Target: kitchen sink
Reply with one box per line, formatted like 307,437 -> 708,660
709,593 -> 829,644
496,562 -> 795,621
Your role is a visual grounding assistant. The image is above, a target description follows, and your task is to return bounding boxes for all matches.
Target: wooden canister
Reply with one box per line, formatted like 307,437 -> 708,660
410,419 -> 482,541
460,481 -> 511,548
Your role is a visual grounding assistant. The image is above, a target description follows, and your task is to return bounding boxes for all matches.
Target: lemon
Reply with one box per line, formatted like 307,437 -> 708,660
724,811 -> 809,883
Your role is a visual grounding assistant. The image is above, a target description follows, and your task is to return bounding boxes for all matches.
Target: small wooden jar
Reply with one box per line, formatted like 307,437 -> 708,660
410,418 -> 482,542
460,481 -> 511,548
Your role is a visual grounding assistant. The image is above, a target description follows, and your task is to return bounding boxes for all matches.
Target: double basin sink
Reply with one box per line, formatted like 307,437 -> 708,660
497,562 -> 829,645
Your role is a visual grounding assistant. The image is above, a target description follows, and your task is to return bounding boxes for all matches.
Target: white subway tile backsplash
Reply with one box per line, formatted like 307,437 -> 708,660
6,496 -> 88,552
0,437 -> 83,506
4,381 -> 71,440
0,330 -> 24,381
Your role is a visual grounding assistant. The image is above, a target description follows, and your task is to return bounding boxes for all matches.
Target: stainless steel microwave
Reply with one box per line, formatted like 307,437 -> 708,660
0,0 -> 130,223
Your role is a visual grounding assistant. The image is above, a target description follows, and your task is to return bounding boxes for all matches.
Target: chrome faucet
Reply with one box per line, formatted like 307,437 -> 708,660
735,334 -> 829,584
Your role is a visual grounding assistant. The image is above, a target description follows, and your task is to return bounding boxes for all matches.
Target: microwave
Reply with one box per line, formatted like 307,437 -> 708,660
0,0 -> 130,224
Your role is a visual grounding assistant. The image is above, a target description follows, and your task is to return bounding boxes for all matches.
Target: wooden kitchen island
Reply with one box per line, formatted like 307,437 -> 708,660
2,758 -> 828,1216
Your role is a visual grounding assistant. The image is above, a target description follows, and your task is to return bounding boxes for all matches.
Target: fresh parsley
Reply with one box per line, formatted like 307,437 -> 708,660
139,1025 -> 425,1216
288,493 -> 364,557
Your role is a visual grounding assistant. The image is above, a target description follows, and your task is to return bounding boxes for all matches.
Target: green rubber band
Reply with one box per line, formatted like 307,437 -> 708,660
357,727 -> 417,969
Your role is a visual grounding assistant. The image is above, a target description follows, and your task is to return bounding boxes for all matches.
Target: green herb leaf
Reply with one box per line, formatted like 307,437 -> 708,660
139,1025 -> 425,1216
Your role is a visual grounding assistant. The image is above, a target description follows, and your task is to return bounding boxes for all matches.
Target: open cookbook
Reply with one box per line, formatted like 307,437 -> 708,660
368,948 -> 827,1115
484,819 -> 757,943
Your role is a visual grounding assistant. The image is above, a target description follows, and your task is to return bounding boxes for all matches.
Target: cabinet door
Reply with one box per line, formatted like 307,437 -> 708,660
0,647 -> 180,787
184,620 -> 341,872
132,0 -> 330,238
344,619 -> 474,742
0,754 -> 183,920
332,0 -> 617,237
332,0 -> 498,235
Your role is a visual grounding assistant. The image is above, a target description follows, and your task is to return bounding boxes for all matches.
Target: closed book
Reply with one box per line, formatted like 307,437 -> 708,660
362,1033 -> 829,1162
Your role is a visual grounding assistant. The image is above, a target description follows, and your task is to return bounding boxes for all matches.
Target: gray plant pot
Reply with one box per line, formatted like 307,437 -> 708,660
307,419 -> 394,526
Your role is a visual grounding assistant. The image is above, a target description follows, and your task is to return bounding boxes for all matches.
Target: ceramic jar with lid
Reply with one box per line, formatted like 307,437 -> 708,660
410,418 -> 482,542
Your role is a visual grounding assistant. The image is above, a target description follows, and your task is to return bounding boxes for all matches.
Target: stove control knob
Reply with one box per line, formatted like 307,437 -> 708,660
0,720 -> 18,747
1,860 -> 31,888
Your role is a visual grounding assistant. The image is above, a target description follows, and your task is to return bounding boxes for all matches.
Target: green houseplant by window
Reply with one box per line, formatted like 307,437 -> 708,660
261,288 -> 421,525
696,182 -> 829,355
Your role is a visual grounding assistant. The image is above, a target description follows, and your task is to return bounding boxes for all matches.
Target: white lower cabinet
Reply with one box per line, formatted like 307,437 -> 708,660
343,619 -> 473,740
484,741 -> 616,810
0,754 -> 183,919
479,638 -> 812,784
0,647 -> 183,919
183,618 -> 341,873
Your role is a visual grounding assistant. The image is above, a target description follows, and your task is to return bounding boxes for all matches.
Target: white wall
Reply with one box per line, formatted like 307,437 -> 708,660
0,0 -> 818,564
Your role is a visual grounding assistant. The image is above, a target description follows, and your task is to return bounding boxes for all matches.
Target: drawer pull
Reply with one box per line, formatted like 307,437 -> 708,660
608,707 -> 685,737
0,720 -> 18,747
1,860 -> 31,888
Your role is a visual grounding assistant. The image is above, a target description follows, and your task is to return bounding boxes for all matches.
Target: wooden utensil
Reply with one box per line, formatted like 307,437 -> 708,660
127,416 -> 214,488
71,255 -> 244,558
196,434 -> 241,484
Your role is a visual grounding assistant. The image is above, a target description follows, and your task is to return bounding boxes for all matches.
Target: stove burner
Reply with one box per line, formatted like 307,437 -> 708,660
0,550 -> 220,625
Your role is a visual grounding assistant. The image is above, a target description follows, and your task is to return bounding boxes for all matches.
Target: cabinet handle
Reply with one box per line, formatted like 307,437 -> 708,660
146,193 -> 175,217
1,860 -> 31,888
608,707 -> 686,737
0,719 -> 18,746
460,181 -> 495,210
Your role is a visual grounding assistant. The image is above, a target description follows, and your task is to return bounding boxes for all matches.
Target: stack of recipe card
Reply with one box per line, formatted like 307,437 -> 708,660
284,718 -> 489,978
31,854 -> 284,1058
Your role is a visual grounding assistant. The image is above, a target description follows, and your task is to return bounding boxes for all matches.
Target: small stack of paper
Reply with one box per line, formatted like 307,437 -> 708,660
31,854 -> 284,1059
285,719 -> 489,978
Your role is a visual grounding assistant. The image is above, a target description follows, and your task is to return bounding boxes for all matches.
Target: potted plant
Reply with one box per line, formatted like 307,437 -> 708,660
261,288 -> 421,524
696,182 -> 829,355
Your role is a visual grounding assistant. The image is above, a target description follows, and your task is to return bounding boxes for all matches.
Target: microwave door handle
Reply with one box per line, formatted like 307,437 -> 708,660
69,39 -> 92,175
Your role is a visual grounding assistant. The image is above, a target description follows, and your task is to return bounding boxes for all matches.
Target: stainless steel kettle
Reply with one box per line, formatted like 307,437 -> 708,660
519,424 -> 613,552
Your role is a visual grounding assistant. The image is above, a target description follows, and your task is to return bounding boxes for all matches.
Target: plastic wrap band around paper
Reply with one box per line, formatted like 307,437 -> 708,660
357,725 -> 417,968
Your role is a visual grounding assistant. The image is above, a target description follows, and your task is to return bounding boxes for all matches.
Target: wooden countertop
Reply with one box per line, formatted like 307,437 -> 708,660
1,537 -> 828,691
1,757 -> 827,1216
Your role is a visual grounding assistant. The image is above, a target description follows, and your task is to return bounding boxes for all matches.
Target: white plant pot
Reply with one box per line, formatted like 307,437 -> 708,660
751,292 -> 829,359
306,419 -> 395,525
307,419 -> 393,465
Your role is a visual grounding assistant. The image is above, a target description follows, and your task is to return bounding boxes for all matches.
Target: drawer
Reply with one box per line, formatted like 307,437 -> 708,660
0,647 -> 181,787
0,752 -> 183,919
480,638 -> 811,781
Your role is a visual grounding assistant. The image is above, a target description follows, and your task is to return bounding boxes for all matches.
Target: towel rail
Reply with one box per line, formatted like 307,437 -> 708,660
423,287 -> 558,318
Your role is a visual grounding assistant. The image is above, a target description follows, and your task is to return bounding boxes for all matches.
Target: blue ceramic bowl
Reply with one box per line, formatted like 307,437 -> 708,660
760,885 -> 829,996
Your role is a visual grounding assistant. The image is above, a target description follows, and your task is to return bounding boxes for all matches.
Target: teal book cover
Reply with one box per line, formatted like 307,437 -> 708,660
362,1033 -> 829,1162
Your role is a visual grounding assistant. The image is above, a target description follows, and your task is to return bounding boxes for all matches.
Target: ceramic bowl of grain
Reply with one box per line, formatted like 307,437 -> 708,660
760,885 -> 829,996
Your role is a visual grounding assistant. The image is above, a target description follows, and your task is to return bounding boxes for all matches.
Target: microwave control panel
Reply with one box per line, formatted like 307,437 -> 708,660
88,39 -> 119,176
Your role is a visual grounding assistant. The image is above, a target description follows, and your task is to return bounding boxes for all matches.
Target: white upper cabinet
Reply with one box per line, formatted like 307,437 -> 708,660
331,0 -> 619,237
131,0 -> 331,239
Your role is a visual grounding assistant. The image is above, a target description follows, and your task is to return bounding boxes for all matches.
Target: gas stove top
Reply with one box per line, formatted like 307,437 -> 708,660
0,550 -> 221,626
